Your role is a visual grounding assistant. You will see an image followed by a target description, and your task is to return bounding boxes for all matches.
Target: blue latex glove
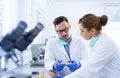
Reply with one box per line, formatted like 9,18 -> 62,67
53,73 -> 63,78
66,60 -> 81,72
53,60 -> 65,71
54,75 -> 63,78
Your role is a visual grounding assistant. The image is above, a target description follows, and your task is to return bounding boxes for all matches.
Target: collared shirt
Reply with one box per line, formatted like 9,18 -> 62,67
64,36 -> 72,60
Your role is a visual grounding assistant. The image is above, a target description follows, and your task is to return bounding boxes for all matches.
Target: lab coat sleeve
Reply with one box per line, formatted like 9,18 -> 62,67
64,39 -> 115,78
44,39 -> 55,71
79,38 -> 89,59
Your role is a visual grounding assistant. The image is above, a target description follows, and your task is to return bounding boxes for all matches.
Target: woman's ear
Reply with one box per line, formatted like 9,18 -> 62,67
68,24 -> 71,29
91,28 -> 100,37
91,28 -> 96,36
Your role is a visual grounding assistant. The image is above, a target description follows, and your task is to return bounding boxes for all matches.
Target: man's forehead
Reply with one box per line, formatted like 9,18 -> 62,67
56,22 -> 69,29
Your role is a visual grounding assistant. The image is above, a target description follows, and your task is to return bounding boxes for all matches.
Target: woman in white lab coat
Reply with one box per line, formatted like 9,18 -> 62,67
45,16 -> 88,76
64,14 -> 120,78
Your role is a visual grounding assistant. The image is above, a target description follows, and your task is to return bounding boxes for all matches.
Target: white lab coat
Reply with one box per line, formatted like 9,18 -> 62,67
45,36 -> 88,76
64,33 -> 120,78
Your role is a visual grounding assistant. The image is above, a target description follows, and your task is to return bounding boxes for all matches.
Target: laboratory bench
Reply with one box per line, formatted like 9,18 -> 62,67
0,63 -> 51,78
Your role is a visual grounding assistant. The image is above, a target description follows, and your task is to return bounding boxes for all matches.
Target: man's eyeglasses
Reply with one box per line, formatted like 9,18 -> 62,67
56,27 -> 69,34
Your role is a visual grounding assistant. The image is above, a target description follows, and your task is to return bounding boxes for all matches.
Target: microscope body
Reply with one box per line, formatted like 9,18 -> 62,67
0,21 -> 44,71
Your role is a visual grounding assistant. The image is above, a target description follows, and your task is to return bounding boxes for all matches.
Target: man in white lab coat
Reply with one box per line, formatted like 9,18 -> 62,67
45,16 -> 88,76
63,14 -> 120,78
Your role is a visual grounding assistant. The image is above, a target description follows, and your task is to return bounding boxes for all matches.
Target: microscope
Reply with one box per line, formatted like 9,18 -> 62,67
0,21 -> 44,71
30,43 -> 45,67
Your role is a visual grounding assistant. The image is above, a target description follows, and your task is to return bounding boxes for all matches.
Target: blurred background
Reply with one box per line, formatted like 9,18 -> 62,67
0,0 -> 120,76
0,0 -> 120,43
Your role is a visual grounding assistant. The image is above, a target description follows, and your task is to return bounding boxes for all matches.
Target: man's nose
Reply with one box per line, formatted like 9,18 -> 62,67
61,31 -> 67,35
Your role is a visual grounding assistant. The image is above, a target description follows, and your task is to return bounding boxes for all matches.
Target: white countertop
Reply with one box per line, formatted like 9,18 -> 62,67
0,63 -> 51,78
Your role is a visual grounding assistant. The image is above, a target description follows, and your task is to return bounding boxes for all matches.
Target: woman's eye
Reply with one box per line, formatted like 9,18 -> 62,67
81,31 -> 84,33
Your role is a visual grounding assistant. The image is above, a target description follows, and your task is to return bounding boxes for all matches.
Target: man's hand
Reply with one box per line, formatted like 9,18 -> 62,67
53,60 -> 65,71
48,70 -> 63,78
66,60 -> 81,72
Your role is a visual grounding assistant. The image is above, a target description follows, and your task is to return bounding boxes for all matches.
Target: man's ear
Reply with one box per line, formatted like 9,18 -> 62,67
55,28 -> 57,32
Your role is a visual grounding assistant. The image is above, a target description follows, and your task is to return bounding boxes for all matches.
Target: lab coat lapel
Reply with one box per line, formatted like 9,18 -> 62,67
69,41 -> 77,59
69,42 -> 74,59
57,44 -> 70,59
